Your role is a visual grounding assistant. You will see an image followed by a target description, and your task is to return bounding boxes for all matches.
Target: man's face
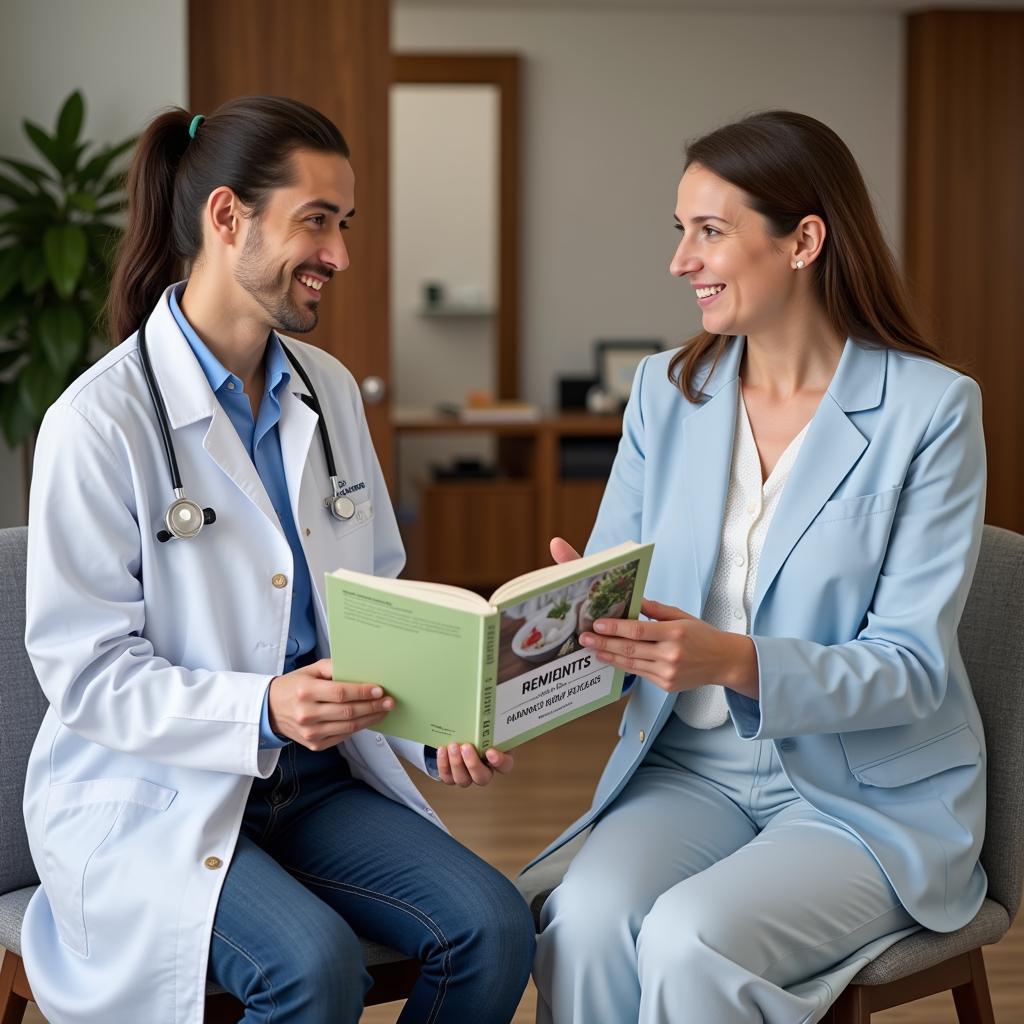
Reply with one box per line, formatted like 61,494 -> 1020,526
234,149 -> 355,333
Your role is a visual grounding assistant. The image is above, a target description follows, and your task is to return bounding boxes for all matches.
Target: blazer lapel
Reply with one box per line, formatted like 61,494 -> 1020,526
680,339 -> 744,614
750,339 -> 887,625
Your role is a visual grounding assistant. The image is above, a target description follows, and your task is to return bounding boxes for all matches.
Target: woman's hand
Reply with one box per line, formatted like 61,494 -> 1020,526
548,536 -> 760,698
437,744 -> 515,787
268,659 -> 395,750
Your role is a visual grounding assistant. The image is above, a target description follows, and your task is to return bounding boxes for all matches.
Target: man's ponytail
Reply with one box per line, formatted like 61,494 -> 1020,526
106,97 -> 350,343
107,110 -> 191,343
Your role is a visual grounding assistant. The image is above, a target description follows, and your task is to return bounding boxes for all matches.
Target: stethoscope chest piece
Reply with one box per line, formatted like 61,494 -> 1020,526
166,497 -> 206,539
158,493 -> 217,543
327,493 -> 356,521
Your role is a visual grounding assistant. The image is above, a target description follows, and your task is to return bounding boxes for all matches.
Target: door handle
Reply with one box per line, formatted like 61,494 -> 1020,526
360,376 -> 387,405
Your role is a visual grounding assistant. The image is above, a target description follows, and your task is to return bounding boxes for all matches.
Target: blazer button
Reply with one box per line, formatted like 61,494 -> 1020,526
204,856 -> 223,870
272,573 -> 288,589
639,730 -> 646,743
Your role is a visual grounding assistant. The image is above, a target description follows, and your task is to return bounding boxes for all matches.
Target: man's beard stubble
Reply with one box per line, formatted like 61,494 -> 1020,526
234,215 -> 319,335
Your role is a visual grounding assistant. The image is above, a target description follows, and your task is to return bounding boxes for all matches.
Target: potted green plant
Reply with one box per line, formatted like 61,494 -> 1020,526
0,89 -> 134,492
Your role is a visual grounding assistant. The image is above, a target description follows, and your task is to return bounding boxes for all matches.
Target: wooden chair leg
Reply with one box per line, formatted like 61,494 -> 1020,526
0,953 -> 30,1024
829,984 -> 870,1024
951,947 -> 996,1024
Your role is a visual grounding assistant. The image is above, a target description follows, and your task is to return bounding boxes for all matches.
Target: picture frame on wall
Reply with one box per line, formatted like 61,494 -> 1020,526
594,339 -> 663,405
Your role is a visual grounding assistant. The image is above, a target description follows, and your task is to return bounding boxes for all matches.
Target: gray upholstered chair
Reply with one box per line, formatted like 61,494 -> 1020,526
0,526 -> 419,1022
518,524 -> 1024,1024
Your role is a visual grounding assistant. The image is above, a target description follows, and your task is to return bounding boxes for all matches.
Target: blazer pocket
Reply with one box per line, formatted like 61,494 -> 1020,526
42,777 -> 177,957
814,485 -> 902,525
840,724 -> 981,788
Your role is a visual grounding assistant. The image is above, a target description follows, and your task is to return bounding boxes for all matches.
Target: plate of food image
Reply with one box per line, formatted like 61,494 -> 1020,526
511,599 -> 579,664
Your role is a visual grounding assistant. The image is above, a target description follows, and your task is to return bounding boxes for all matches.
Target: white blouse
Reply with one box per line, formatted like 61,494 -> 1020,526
673,394 -> 809,728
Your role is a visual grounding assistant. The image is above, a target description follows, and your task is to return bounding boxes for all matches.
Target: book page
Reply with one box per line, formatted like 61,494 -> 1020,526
329,568 -> 491,614
491,547 -> 652,745
488,540 -> 642,606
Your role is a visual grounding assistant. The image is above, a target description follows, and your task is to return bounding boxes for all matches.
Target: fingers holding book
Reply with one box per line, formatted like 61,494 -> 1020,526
438,743 -> 516,787
268,659 -> 396,750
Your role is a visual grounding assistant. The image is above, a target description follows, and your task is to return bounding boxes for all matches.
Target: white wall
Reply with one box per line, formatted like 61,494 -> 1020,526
394,5 -> 905,408
391,85 -> 499,508
0,0 -> 187,525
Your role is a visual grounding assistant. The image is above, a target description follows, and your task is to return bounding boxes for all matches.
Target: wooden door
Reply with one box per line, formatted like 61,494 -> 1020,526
188,0 -> 393,481
905,11 -> 1024,532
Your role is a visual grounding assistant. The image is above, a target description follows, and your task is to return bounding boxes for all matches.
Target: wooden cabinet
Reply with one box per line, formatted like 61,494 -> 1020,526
394,412 -> 622,589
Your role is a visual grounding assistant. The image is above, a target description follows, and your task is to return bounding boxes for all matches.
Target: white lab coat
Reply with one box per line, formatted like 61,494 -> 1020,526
21,285 -> 443,1024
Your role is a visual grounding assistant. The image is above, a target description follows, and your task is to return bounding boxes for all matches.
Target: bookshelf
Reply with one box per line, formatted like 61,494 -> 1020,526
392,412 -> 623,589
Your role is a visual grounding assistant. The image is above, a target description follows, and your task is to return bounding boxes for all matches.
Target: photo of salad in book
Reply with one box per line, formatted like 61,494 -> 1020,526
325,541 -> 654,751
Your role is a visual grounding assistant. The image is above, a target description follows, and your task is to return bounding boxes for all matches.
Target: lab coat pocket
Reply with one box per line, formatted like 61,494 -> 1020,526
42,777 -> 176,957
327,498 -> 375,572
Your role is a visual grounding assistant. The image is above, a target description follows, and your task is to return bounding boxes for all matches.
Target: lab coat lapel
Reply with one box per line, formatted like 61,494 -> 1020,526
680,339 -> 743,615
143,285 -> 280,531
277,373 -> 318,536
750,339 -> 886,625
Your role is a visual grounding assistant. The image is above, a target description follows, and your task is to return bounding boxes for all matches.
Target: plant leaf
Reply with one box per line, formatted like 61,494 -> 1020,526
78,136 -> 136,186
0,157 -> 54,188
0,173 -> 35,203
0,248 -> 22,301
43,225 -> 87,299
56,91 -> 85,149
67,191 -> 97,213
20,249 -> 48,294
23,120 -> 64,174
38,304 -> 84,373
0,382 -> 33,448
0,193 -> 60,234
20,352 -> 65,420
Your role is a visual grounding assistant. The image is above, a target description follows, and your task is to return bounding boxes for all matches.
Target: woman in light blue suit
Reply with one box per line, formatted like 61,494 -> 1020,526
530,111 -> 986,1023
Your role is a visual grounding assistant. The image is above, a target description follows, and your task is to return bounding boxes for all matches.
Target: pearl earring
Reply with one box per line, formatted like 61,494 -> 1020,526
794,260 -> 805,269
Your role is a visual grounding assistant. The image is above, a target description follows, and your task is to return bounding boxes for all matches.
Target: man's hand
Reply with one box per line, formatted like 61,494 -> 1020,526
268,658 -> 394,750
437,744 -> 515,787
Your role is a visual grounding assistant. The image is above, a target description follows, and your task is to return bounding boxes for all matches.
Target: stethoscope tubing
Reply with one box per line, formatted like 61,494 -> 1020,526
137,309 -> 348,541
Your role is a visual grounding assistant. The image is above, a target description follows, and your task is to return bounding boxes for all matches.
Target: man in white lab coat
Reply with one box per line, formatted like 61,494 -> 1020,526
22,95 -> 535,1024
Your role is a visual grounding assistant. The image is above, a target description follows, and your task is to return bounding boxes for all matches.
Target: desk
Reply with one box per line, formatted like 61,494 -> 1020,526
392,412 -> 623,589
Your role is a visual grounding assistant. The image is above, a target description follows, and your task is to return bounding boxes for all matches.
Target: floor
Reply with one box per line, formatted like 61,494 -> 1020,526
21,702 -> 1023,1022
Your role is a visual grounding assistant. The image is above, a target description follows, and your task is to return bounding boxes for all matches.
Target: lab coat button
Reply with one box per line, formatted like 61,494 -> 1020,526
272,573 -> 288,589
639,730 -> 646,743
204,856 -> 223,870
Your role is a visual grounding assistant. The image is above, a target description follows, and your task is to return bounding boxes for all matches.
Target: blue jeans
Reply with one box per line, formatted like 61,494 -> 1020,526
208,742 -> 535,1023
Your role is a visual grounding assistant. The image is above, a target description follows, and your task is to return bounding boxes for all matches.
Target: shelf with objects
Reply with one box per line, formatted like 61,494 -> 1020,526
392,411 -> 623,593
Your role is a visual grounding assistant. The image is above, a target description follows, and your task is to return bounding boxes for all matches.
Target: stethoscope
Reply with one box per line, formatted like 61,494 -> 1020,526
137,310 -> 359,542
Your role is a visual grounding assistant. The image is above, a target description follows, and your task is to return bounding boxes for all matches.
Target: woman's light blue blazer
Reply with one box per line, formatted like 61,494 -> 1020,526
526,336 -> 988,934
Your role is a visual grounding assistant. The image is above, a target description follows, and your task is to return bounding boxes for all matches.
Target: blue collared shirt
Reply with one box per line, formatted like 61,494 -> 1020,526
169,285 -> 316,747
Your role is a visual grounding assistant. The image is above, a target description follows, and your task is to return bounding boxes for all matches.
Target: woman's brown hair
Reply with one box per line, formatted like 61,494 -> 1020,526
669,110 -> 952,401
106,96 -> 350,343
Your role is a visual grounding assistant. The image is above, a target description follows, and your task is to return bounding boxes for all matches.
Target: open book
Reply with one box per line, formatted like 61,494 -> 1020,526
326,541 -> 654,751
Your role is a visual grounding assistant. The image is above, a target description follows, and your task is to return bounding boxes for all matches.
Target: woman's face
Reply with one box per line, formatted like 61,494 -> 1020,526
670,163 -> 796,338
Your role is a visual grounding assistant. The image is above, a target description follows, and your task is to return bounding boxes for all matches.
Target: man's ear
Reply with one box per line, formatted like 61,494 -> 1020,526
206,186 -> 244,248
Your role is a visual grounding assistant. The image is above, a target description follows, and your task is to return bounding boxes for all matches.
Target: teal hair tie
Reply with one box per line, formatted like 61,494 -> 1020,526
188,114 -> 205,139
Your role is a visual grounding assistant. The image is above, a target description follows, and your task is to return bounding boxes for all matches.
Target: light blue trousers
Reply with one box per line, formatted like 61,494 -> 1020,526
534,713 -> 918,1024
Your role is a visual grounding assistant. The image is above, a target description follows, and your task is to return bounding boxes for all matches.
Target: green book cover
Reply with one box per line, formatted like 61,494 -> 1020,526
326,541 -> 653,752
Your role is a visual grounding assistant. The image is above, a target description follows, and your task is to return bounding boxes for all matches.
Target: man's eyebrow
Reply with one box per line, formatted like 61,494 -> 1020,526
295,199 -> 356,218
